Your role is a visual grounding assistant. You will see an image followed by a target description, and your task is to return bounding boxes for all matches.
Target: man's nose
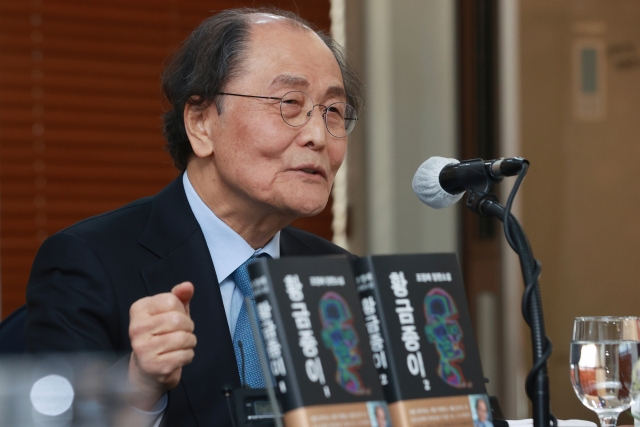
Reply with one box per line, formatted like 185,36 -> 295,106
302,105 -> 328,149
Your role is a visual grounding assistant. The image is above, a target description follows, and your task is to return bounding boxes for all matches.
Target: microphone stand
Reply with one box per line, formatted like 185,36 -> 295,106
465,190 -> 553,427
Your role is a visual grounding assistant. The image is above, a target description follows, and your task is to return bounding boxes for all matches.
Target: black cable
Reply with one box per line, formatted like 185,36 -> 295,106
525,338 -> 552,398
502,165 -> 556,427
503,162 -> 528,251
222,384 -> 238,427
520,260 -> 542,326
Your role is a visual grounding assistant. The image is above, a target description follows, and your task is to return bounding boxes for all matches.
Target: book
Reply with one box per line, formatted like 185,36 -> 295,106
249,255 -> 389,427
353,253 -> 491,427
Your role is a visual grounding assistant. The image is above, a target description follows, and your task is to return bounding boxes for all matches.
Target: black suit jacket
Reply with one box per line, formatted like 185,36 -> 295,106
25,174 -> 349,427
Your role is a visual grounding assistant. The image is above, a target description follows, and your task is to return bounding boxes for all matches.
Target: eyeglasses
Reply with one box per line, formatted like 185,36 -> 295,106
216,90 -> 358,138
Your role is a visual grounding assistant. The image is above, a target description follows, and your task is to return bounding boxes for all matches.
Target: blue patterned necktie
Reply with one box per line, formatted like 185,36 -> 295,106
232,254 -> 269,388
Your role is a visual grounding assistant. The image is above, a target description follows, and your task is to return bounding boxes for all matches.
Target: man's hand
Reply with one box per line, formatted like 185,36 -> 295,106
128,282 -> 197,410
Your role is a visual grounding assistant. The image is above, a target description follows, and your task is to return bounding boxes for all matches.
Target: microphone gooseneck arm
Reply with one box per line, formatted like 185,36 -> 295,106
464,164 -> 555,427
238,340 -> 248,388
413,156 -> 552,426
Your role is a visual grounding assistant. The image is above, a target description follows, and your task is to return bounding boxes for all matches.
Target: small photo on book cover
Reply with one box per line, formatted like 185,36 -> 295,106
366,401 -> 392,427
469,394 -> 493,427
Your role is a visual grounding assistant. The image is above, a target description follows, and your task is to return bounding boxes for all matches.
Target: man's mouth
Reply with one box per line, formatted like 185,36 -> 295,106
295,165 -> 326,179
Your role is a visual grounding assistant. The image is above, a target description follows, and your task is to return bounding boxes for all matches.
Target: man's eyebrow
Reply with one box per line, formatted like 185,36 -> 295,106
326,85 -> 346,100
269,74 -> 310,88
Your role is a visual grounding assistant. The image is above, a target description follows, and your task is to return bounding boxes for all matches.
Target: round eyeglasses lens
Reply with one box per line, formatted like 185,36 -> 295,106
324,102 -> 357,138
279,91 -> 313,127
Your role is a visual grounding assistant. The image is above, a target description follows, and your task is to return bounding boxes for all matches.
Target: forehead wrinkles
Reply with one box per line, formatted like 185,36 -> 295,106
258,27 -> 341,81
268,75 -> 345,99
269,74 -> 309,88
226,21 -> 342,101
226,21 -> 300,85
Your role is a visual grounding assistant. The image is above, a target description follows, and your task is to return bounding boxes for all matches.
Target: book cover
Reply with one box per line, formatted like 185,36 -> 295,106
353,253 -> 490,427
249,255 -> 388,427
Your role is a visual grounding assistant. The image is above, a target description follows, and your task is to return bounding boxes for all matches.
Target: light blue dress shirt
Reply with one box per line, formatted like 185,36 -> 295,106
182,172 -> 281,336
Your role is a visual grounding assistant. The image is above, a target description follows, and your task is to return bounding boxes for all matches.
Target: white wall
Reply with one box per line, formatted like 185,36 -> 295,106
521,0 -> 640,422
364,0 -> 459,255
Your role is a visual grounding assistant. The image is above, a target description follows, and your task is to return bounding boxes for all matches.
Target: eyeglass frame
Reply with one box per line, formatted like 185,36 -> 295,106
216,90 -> 358,138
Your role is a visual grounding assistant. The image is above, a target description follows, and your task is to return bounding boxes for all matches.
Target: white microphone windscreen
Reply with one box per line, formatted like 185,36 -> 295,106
412,157 -> 464,209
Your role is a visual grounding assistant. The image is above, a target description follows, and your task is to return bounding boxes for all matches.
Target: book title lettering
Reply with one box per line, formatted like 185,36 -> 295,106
361,294 -> 389,386
390,271 -> 431,391
256,300 -> 287,393
284,274 -> 331,398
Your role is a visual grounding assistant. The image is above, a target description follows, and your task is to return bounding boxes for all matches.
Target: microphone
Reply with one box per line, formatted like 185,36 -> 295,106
238,340 -> 249,388
412,156 -> 527,209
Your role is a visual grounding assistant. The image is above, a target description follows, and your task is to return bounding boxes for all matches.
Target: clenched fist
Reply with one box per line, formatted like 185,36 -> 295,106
127,282 -> 197,410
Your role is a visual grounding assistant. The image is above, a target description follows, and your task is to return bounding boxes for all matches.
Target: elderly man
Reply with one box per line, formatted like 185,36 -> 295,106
25,8 -> 361,427
474,398 -> 493,427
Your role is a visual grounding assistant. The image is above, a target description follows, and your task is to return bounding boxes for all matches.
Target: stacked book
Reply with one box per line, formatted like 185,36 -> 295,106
249,253 -> 493,427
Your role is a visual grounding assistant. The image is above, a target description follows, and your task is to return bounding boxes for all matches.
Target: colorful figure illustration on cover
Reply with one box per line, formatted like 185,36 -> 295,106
319,291 -> 370,395
423,287 -> 470,388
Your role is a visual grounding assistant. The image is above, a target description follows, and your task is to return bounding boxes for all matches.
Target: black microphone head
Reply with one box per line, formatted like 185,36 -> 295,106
412,157 -> 465,209
497,157 -> 528,177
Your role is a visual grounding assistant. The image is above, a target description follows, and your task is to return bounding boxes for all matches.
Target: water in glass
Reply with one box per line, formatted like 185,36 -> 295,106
571,341 -> 640,413
570,317 -> 640,427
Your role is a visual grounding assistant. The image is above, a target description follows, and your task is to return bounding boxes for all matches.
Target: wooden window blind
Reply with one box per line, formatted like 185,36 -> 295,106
0,0 -> 332,318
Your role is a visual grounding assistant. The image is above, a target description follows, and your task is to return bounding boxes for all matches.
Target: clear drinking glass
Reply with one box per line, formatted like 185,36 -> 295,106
570,316 -> 640,427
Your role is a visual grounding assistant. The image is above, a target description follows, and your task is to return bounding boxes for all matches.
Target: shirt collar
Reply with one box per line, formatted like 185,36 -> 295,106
183,172 -> 280,284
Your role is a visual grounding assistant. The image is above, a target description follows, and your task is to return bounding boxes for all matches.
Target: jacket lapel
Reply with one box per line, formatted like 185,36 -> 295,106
138,175 -> 241,426
280,227 -> 323,257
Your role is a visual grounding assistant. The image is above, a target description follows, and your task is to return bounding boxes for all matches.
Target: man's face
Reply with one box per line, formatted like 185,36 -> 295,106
376,406 -> 387,427
202,19 -> 347,221
476,400 -> 488,422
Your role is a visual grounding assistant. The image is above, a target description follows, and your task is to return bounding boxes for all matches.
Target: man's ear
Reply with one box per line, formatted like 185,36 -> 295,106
183,100 -> 217,158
